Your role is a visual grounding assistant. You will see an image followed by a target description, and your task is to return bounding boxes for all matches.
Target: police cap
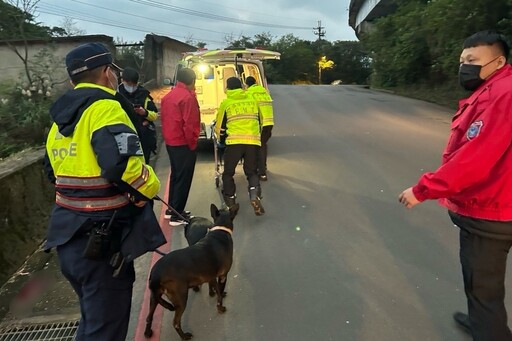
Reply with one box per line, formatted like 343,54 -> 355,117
226,77 -> 242,90
66,42 -> 121,76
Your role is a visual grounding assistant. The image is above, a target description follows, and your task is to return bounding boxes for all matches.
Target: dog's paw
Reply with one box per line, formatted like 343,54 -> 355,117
217,305 -> 227,313
209,290 -> 216,297
183,332 -> 193,340
144,329 -> 153,338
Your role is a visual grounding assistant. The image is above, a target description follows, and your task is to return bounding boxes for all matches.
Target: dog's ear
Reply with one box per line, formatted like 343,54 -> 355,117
229,203 -> 240,221
210,203 -> 220,220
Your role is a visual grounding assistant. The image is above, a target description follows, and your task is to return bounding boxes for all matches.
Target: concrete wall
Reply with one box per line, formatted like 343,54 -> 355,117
0,148 -> 54,285
162,40 -> 190,82
0,35 -> 115,85
0,43 -> 66,84
0,35 -> 195,90
143,34 -> 196,87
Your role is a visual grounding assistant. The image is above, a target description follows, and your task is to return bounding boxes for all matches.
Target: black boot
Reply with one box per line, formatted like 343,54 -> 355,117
249,186 -> 265,216
223,194 -> 237,209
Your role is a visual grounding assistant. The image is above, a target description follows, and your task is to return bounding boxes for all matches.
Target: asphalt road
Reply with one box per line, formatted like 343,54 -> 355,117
138,84 -> 508,341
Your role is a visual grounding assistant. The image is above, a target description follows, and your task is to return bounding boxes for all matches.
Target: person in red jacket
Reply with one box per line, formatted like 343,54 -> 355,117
160,68 -> 200,226
399,30 -> 512,340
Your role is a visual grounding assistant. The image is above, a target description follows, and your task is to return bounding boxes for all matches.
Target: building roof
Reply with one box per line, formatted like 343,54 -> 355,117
145,34 -> 197,52
0,34 -> 114,46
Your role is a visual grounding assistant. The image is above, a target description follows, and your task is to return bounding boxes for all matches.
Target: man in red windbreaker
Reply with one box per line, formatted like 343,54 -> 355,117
399,31 -> 512,341
160,68 -> 200,226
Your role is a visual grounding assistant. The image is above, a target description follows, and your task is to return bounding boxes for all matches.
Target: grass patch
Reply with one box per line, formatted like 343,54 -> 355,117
383,81 -> 469,110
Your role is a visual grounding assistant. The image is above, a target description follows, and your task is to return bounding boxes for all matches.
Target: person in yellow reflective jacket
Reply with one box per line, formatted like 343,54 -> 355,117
245,76 -> 274,181
215,77 -> 265,215
43,43 -> 165,341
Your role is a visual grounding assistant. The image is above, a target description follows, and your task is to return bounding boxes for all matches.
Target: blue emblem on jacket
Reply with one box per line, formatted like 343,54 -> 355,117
467,120 -> 483,140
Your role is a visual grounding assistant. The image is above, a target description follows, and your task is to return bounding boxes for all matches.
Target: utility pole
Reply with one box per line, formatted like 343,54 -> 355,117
313,20 -> 326,41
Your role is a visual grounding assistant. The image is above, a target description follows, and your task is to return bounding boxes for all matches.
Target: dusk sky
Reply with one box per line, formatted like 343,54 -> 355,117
35,0 -> 358,48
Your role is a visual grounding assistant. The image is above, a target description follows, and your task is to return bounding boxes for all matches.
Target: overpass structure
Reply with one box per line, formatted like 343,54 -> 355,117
348,0 -> 397,38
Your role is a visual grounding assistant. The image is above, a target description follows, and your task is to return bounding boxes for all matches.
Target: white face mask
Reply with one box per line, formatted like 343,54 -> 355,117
107,68 -> 118,91
124,83 -> 137,93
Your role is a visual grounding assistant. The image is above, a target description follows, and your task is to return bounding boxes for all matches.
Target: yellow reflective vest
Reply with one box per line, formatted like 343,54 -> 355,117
246,84 -> 274,127
215,88 -> 261,146
46,83 -> 160,212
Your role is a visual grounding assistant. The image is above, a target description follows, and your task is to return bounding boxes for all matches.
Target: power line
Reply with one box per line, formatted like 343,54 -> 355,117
186,0 -> 312,24
68,0 -> 232,37
129,0 -> 313,30
36,5 -> 226,45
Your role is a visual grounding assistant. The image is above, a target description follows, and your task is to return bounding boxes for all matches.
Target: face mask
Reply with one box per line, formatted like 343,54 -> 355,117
107,68 -> 118,91
459,56 -> 500,91
124,84 -> 137,93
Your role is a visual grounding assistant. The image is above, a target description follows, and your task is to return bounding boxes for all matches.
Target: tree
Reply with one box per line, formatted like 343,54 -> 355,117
115,37 -> 144,71
184,34 -> 208,50
270,36 -> 316,84
424,0 -> 511,82
225,34 -> 254,48
0,0 -> 64,40
362,0 -> 431,87
323,41 -> 371,85
252,32 -> 274,49
1,0 -> 65,85
196,41 -> 207,49
59,17 -> 86,36
361,0 -> 512,87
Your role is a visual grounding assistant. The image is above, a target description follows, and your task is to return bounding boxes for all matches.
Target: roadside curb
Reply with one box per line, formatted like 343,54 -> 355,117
369,87 -> 396,94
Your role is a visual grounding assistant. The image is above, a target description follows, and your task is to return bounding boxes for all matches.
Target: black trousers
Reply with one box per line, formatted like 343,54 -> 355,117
57,235 -> 135,341
222,144 -> 260,197
258,125 -> 273,175
166,145 -> 197,214
450,212 -> 512,341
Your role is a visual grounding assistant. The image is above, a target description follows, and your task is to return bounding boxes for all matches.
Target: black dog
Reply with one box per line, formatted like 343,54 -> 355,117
184,216 -> 211,246
144,203 -> 239,340
184,216 -> 215,294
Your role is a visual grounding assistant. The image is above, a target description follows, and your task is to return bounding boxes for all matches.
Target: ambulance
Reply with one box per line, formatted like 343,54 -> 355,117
173,48 -> 281,140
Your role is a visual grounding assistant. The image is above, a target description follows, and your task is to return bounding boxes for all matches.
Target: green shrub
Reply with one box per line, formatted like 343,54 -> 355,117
0,81 -> 53,159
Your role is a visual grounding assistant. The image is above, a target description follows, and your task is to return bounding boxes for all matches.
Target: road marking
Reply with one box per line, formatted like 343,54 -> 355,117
134,171 -> 172,341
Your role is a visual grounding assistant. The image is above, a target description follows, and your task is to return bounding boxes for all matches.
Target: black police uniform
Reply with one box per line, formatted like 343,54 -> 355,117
118,84 -> 159,163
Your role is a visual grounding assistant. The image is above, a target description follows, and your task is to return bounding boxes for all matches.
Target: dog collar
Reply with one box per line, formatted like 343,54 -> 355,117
209,226 -> 233,235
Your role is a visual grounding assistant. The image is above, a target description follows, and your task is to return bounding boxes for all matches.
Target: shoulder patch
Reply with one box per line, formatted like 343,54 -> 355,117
467,120 -> 483,140
114,132 -> 144,156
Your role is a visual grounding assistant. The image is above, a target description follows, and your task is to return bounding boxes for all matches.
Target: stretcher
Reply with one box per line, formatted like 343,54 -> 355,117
211,125 -> 226,207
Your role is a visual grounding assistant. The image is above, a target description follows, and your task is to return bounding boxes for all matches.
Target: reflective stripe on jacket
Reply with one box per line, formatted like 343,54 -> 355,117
247,84 -> 274,127
215,88 -> 261,146
46,83 -> 160,212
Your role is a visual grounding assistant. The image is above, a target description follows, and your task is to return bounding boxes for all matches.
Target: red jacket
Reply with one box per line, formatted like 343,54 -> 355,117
413,64 -> 512,221
160,82 -> 200,150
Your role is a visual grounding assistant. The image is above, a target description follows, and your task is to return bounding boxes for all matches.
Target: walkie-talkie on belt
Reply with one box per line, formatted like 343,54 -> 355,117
83,211 -> 118,260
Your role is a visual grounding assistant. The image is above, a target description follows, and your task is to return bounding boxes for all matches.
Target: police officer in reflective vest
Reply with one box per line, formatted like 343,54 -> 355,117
215,76 -> 264,215
118,67 -> 159,163
245,76 -> 274,181
44,43 -> 165,341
